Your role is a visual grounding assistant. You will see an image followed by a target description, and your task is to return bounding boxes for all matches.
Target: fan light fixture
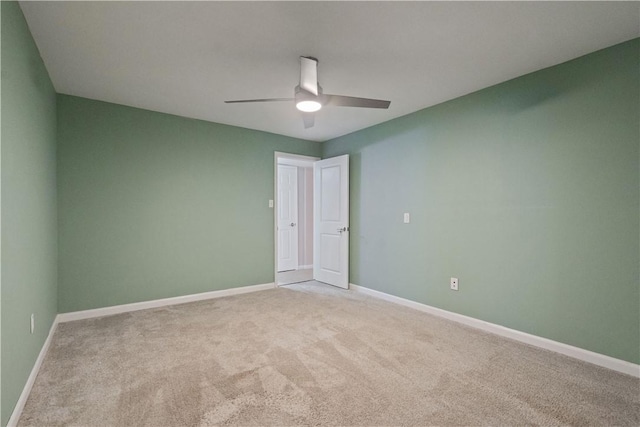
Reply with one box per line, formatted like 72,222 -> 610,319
224,56 -> 390,129
296,100 -> 322,112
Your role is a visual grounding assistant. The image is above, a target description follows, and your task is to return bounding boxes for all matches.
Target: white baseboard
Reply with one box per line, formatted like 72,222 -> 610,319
350,283 -> 640,378
297,264 -> 312,270
58,282 -> 275,323
7,316 -> 60,427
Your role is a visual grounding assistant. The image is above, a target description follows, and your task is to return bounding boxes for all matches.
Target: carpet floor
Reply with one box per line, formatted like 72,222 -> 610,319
19,282 -> 639,426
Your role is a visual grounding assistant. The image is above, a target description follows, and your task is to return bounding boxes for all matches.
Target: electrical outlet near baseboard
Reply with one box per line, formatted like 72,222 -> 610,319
450,277 -> 459,291
30,313 -> 35,334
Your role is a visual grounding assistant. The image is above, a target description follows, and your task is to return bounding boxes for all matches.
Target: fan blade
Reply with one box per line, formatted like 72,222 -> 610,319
302,113 -> 315,129
225,98 -> 293,104
324,94 -> 390,109
300,57 -> 318,96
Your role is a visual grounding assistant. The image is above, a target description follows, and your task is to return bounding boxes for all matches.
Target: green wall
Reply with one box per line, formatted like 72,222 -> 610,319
57,95 -> 321,313
323,39 -> 640,364
1,2 -> 58,425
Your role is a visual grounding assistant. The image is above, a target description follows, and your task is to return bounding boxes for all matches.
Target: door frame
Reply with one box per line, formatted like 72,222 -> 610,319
274,152 -> 320,286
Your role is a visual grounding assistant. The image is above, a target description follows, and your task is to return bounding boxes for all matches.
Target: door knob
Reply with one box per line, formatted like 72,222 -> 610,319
290,223 -> 296,227
337,227 -> 348,233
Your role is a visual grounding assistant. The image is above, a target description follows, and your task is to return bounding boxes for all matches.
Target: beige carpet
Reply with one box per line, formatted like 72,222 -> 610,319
19,282 -> 639,426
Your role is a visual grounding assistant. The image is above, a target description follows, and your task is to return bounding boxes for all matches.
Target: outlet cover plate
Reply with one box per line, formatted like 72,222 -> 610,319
450,277 -> 459,291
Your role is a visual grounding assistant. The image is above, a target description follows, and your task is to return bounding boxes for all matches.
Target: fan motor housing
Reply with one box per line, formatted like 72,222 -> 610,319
295,85 -> 323,103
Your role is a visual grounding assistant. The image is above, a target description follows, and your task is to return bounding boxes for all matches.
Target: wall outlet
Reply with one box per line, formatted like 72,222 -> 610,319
30,313 -> 35,334
403,212 -> 410,223
450,277 -> 459,291
269,199 -> 274,208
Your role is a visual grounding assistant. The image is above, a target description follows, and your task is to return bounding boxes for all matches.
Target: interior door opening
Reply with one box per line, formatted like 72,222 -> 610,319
275,153 -> 318,286
274,152 -> 350,289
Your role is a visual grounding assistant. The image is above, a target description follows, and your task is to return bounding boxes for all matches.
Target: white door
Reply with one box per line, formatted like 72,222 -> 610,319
277,164 -> 299,272
313,155 -> 349,289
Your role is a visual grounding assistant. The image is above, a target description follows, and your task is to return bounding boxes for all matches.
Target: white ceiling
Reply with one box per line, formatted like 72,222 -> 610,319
20,1 -> 639,142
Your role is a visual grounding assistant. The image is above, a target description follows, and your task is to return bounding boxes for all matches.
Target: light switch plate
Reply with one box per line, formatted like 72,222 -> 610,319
450,277 -> 459,291
403,213 -> 410,223
269,200 -> 274,208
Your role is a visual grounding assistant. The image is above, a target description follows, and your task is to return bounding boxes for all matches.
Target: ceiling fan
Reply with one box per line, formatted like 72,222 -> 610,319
225,56 -> 391,129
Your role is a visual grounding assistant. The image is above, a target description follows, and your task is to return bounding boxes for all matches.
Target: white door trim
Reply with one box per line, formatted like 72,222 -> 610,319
274,152 -> 319,285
